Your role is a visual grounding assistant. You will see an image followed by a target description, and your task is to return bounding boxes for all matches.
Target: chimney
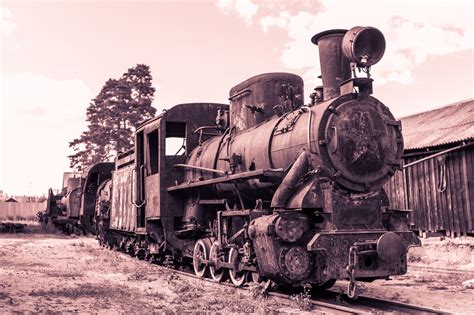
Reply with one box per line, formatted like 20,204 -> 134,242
311,29 -> 351,101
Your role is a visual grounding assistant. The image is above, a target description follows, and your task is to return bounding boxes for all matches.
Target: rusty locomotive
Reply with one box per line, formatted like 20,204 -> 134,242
40,162 -> 114,234
95,26 -> 420,297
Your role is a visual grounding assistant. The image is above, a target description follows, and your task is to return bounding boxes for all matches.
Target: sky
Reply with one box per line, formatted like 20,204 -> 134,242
0,0 -> 472,195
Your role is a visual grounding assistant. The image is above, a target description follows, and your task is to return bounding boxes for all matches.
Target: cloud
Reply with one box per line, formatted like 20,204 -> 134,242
216,0 -> 259,26
257,0 -> 472,88
261,11 -> 290,32
281,1 -> 472,84
0,73 -> 92,195
0,6 -> 15,36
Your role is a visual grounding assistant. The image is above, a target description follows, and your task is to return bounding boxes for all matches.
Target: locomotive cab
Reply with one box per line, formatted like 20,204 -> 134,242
103,103 -> 228,256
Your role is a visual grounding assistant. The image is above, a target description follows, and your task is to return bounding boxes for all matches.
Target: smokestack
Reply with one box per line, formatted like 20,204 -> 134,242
311,29 -> 351,101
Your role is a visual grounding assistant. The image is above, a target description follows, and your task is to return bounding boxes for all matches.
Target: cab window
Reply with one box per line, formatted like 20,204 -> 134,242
165,122 -> 186,156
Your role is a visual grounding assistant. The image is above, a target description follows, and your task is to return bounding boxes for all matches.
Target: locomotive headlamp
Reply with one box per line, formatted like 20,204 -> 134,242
342,26 -> 386,67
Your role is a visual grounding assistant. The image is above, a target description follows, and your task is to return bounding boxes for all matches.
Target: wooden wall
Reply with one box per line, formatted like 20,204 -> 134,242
384,145 -> 474,237
0,202 -> 46,219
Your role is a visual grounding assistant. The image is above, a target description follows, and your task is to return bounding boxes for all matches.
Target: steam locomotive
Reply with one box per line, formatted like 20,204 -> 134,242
39,162 -> 114,234
95,26 -> 420,298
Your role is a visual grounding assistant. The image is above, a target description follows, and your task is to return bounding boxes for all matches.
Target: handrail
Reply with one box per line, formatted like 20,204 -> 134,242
301,106 -> 318,154
131,166 -> 146,208
228,88 -> 251,101
194,126 -> 223,145
174,164 -> 226,175
130,168 -> 135,205
193,126 -> 222,135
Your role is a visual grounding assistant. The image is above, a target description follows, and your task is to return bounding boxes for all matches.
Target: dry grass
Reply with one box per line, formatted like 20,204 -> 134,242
7,261 -> 49,269
249,282 -> 270,300
71,240 -> 85,247
43,269 -> 85,278
29,283 -> 126,299
143,287 -> 165,299
0,235 -> 309,313
127,269 -> 148,281
291,290 -> 312,311
0,292 -> 10,300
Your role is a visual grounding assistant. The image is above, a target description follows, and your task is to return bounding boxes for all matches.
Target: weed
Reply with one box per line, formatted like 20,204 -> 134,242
44,269 -> 84,278
29,283 -> 126,299
408,254 -> 422,263
128,269 -> 148,281
414,275 -> 431,283
291,289 -> 312,311
144,288 -> 165,299
166,271 -> 178,284
357,281 -> 367,294
72,240 -> 85,247
0,292 -> 9,300
249,282 -> 269,300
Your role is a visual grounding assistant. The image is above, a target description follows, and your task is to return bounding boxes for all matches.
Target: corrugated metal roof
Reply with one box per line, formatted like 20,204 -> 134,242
400,98 -> 474,150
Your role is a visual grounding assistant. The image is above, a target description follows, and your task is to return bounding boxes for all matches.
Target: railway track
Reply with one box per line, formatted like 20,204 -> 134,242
409,264 -> 474,278
170,267 -> 446,314
304,289 -> 447,314
111,246 -> 446,314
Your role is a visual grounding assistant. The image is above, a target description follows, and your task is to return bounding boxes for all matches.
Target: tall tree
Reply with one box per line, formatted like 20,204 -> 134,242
69,64 -> 156,171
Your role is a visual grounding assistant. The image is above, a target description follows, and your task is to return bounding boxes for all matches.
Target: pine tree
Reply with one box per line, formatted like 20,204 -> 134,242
69,64 -> 156,171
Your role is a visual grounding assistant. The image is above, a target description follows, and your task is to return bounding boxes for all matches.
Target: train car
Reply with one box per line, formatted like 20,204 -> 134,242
40,162 -> 114,234
96,26 -> 420,298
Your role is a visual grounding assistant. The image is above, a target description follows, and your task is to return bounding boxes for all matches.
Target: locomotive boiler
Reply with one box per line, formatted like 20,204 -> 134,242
96,26 -> 420,298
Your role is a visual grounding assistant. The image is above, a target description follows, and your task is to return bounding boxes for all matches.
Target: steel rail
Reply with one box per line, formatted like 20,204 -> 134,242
409,264 -> 474,277
109,247 -> 445,314
353,295 -> 447,314
168,268 -> 364,314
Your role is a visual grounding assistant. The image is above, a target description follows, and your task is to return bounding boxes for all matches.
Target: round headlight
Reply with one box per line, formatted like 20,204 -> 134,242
342,26 -> 386,67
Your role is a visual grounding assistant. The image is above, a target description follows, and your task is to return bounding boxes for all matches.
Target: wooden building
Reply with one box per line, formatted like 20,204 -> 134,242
384,99 -> 474,237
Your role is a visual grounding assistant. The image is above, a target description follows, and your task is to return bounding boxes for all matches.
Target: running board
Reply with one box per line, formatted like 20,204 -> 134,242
167,168 -> 284,192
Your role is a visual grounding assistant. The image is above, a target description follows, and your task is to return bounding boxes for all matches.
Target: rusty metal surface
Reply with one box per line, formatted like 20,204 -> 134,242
80,162 -> 114,232
306,231 -> 418,280
342,26 -> 386,67
110,164 -> 136,231
186,93 -> 402,194
318,94 -> 403,191
229,73 -> 304,132
169,168 -> 284,191
64,187 -> 81,218
271,150 -> 309,207
312,30 -> 351,101
400,98 -> 474,150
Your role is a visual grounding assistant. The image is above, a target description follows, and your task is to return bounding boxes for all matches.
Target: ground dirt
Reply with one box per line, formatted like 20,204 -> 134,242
332,236 -> 474,314
0,224 -> 303,314
1,224 -> 473,314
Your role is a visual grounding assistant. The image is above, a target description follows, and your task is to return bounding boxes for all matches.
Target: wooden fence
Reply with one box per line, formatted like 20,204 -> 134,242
384,145 -> 474,237
0,202 -> 46,219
